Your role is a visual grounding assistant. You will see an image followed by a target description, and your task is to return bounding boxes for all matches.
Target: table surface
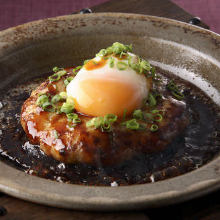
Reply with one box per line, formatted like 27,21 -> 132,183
0,0 -> 220,219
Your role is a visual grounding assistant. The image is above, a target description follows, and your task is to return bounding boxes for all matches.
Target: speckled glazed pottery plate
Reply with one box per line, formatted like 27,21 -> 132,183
0,13 -> 220,211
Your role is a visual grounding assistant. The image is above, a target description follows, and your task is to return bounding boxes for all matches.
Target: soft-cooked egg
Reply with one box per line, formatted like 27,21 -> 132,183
67,53 -> 151,117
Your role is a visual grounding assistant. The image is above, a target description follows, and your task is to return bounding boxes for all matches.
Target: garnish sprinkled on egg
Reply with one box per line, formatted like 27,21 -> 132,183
66,42 -> 154,117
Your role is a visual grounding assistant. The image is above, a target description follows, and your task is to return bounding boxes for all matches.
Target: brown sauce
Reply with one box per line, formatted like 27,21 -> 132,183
0,69 -> 220,186
84,58 -> 107,70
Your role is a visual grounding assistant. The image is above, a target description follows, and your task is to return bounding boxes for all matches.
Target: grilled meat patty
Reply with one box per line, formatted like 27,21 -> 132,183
21,69 -> 189,166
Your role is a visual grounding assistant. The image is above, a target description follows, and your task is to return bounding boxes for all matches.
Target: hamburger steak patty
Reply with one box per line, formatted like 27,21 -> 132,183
21,70 -> 189,166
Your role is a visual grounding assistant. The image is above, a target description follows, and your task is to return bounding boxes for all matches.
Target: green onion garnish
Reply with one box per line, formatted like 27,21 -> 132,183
37,94 -> 49,106
140,59 -> 151,72
133,109 -> 144,120
51,94 -> 62,104
128,56 -> 140,72
109,57 -> 114,68
86,114 -> 117,132
64,77 -> 74,86
167,81 -> 184,100
94,42 -> 156,76
124,119 -> 140,130
72,66 -> 82,75
41,102 -> 55,112
48,73 -> 61,82
96,42 -> 132,58
104,114 -> 117,123
52,67 -> 63,72
84,60 -> 90,65
66,113 -> 81,125
148,93 -> 157,107
150,66 -> 156,78
111,42 -> 132,55
145,113 -> 153,119
171,90 -> 184,100
150,124 -> 158,132
96,49 -> 108,57
151,109 -> 164,114
60,102 -> 74,114
154,114 -> 163,122
49,70 -> 67,82
36,94 -> 55,112
117,61 -> 127,70
86,117 -> 103,129
59,92 -> 67,100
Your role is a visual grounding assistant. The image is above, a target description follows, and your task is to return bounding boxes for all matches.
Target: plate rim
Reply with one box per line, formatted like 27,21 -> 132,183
0,12 -> 220,211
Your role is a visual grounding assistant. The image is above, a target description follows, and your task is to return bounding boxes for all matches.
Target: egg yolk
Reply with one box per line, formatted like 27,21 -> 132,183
73,78 -> 143,117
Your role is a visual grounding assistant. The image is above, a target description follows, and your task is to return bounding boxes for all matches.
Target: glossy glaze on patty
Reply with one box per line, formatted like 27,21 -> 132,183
21,68 -> 189,166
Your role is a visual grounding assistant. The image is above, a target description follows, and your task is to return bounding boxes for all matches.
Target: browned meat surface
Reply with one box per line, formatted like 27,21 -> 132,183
21,71 -> 189,166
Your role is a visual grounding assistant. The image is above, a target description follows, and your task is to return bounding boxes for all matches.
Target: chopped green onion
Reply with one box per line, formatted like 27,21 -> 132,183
49,70 -> 67,82
144,113 -> 154,121
167,81 -> 184,100
72,66 -> 82,75
117,61 -> 127,70
66,113 -> 81,124
42,101 -> 55,112
86,114 -> 117,132
59,92 -> 67,100
140,59 -> 151,72
148,93 -> 157,107
171,90 -> 184,100
133,109 -> 144,120
36,94 -> 49,106
52,67 -> 64,72
150,124 -> 158,132
119,51 -> 128,58
64,77 -> 74,86
151,109 -> 165,115
58,70 -> 67,77
51,94 -> 61,104
96,42 -> 132,59
86,117 -> 103,129
150,66 -> 156,78
49,73 -> 61,82
36,94 -> 56,112
128,56 -> 140,72
124,119 -> 140,130
84,60 -> 90,65
96,49 -> 108,57
167,81 -> 177,91
101,122 -> 111,131
94,43 -> 155,76
111,42 -> 132,55
60,102 -> 74,114
106,47 -> 113,55
154,114 -> 163,122
104,114 -> 117,123
151,109 -> 159,114
109,57 -> 114,68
